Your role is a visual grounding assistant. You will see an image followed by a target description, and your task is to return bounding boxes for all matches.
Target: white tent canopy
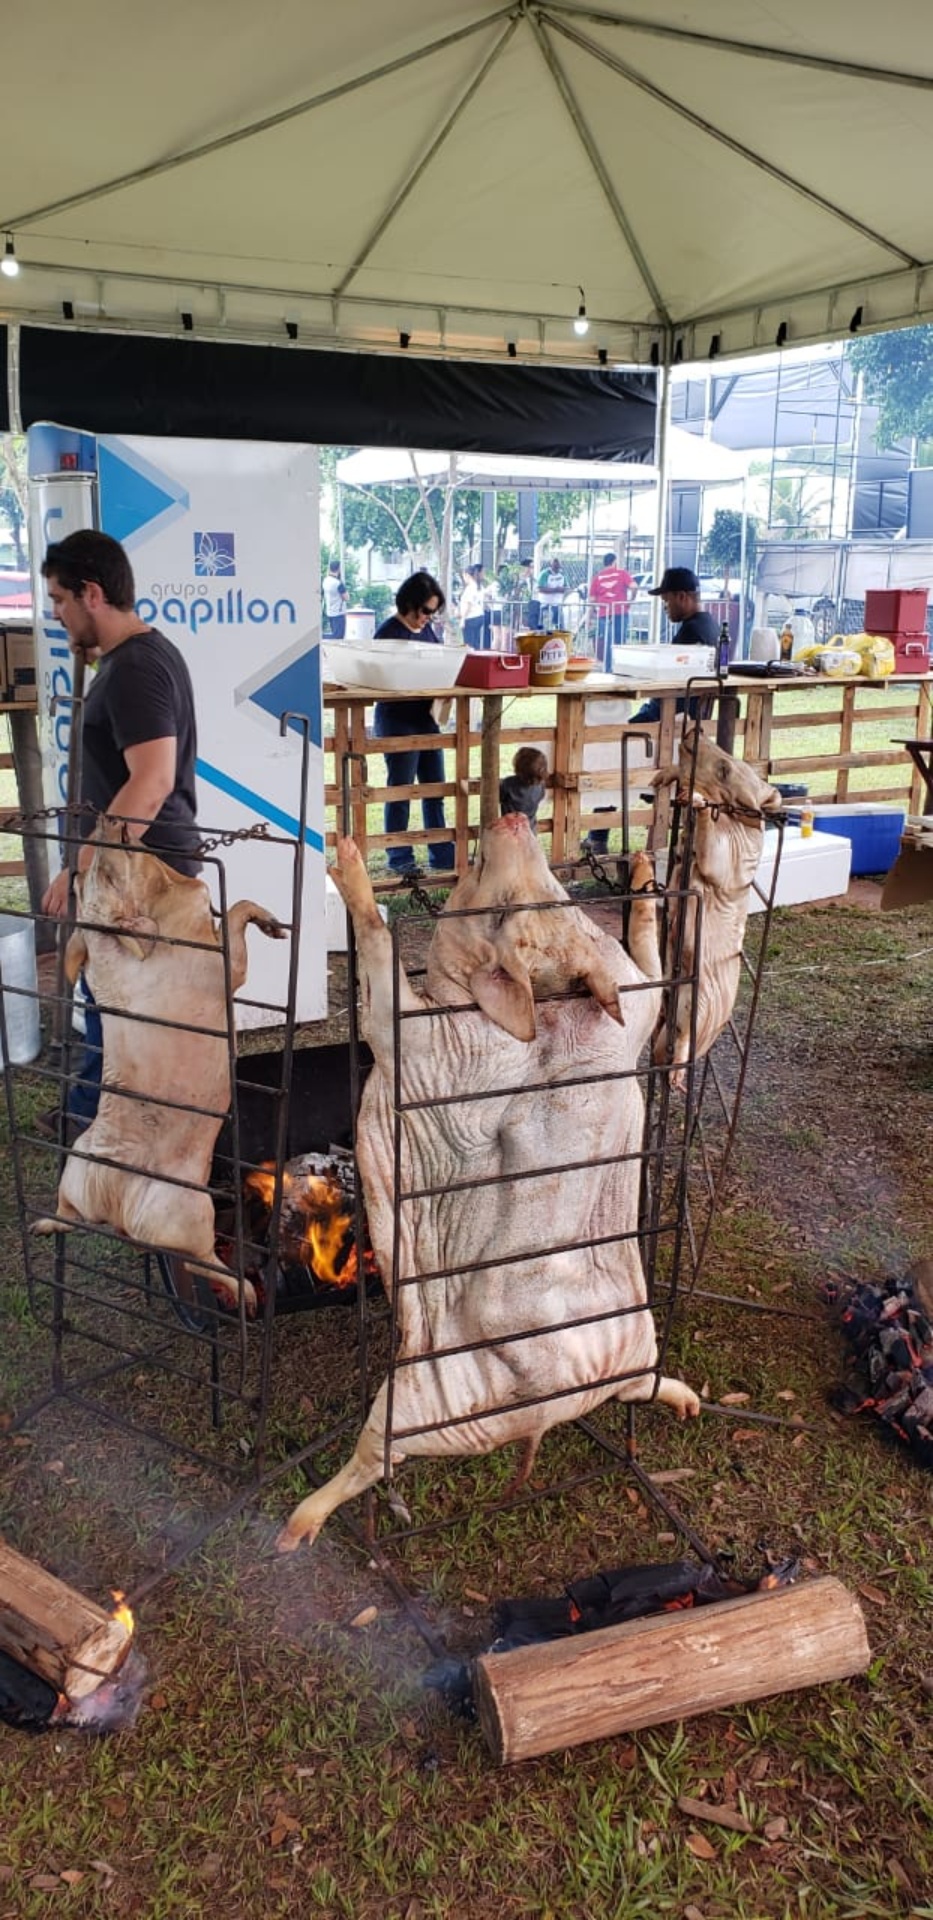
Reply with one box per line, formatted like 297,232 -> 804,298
3,2 -> 933,368
335,429 -> 745,492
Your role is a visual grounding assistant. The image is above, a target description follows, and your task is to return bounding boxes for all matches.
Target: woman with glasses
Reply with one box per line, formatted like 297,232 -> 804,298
373,571 -> 456,881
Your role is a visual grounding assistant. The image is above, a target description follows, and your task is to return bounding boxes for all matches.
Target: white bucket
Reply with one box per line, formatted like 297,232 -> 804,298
0,914 -> 41,1069
344,607 -> 376,644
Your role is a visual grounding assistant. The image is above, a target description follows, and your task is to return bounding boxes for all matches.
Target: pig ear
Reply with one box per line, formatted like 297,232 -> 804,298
579,957 -> 625,1026
469,947 -> 536,1041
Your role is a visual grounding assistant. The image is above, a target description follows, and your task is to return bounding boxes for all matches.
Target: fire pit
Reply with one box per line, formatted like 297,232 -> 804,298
157,1041 -> 380,1328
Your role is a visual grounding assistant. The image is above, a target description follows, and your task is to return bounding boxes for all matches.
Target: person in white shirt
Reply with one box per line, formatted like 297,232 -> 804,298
323,559 -> 347,637
460,564 -> 487,650
537,555 -> 567,632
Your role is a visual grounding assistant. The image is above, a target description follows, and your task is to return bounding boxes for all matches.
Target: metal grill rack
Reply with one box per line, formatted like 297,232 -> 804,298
1,715 -> 311,1477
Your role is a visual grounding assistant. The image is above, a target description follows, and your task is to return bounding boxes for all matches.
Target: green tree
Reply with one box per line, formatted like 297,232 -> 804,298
849,325 -> 933,449
702,507 -> 758,593
0,434 -> 27,565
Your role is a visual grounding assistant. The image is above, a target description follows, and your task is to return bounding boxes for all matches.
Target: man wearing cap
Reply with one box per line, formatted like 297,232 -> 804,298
630,567 -> 719,726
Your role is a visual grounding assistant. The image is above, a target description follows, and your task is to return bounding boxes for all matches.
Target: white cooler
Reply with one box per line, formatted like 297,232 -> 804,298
322,638 -> 465,691
749,826 -> 851,911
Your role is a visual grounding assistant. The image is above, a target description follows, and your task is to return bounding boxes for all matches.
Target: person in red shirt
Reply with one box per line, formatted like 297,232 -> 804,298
588,551 -> 635,664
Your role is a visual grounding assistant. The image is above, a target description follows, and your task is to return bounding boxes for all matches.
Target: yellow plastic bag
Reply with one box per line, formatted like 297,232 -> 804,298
811,638 -> 862,677
848,632 -> 896,678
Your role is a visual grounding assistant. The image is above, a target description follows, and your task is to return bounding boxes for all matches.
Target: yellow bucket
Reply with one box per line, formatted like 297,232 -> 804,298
516,629 -> 569,688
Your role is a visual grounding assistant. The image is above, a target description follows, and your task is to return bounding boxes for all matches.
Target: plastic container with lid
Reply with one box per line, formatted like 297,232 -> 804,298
516,630 -> 568,688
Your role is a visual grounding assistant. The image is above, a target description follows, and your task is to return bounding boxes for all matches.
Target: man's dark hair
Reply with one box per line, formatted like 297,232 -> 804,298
42,529 -> 136,610
396,570 -> 445,616
602,551 -> 617,566
513,746 -> 547,786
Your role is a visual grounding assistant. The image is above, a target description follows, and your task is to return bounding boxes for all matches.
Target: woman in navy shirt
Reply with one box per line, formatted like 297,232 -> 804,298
373,571 -> 456,879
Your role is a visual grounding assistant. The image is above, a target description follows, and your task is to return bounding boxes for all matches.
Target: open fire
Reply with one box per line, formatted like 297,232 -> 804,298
229,1147 -> 380,1312
0,1551 -> 148,1736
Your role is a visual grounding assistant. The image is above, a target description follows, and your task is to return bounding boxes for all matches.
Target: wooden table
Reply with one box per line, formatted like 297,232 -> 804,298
320,670 -> 933,881
892,737 -> 933,812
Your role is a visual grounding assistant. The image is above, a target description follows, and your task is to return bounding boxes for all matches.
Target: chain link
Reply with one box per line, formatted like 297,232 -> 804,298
0,803 -> 277,860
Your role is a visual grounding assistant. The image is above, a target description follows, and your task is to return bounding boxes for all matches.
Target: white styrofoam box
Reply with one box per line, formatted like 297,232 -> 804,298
654,826 -> 850,910
322,638 -> 465,692
610,642 -> 715,683
748,826 -> 851,911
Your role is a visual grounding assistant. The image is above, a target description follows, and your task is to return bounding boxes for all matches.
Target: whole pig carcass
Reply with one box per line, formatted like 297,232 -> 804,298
652,729 -> 781,1086
34,828 -> 285,1308
278,817 -> 699,1551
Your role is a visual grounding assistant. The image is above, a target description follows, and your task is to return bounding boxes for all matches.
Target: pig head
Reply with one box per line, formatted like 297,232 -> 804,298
278,819 -> 698,1553
33,827 -> 285,1309
652,729 -> 781,1084
426,810 -> 639,1039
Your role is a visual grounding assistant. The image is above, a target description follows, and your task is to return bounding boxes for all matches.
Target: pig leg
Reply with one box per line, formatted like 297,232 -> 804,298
276,1386 -> 396,1551
329,838 -> 426,1066
225,901 -> 286,992
626,851 -> 662,983
618,1371 -> 701,1419
500,1433 -> 542,1498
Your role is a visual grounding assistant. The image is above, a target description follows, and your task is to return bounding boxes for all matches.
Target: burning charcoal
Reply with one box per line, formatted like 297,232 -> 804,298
56,1645 -> 149,1733
0,1648 -> 60,1732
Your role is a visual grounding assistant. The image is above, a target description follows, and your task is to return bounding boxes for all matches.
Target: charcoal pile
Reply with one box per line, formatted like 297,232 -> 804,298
830,1270 -> 933,1467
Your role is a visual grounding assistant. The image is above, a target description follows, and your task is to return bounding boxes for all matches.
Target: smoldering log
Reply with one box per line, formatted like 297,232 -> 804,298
0,1536 -> 132,1704
473,1576 -> 870,1765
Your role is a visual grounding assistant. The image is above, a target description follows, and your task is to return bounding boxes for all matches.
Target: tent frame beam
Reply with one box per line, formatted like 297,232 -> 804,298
549,3 -> 933,92
0,8 -> 515,235
335,15 -> 520,300
530,12 -> 670,325
548,15 -> 920,270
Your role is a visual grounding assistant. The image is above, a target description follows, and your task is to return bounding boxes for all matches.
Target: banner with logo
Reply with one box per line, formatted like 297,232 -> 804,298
28,427 -> 325,1024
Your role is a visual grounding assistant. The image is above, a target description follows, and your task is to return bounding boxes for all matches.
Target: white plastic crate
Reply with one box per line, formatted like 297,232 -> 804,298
322,638 -> 465,692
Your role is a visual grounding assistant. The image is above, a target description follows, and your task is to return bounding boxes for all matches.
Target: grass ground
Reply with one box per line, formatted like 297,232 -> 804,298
1,720 -> 932,1919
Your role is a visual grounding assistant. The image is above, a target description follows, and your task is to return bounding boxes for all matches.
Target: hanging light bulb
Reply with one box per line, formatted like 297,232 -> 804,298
573,286 -> 589,337
1,235 -> 20,279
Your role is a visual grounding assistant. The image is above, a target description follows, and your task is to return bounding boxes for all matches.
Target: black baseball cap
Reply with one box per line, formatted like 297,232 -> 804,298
649,567 -> 700,595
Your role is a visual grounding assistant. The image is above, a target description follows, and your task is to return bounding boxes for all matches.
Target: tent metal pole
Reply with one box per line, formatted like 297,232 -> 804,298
0,10 -> 516,234
529,13 -> 669,324
650,339 -> 672,644
544,5 -> 933,92
335,15 -> 520,299
547,15 -> 918,269
738,474 -> 748,659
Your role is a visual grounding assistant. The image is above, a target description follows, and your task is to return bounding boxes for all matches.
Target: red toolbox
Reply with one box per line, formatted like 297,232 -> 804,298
864,587 -> 929,635
893,632 -> 931,673
457,650 -> 530,689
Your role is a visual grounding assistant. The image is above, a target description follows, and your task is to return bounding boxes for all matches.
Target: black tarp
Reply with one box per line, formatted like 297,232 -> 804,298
17,328 -> 656,462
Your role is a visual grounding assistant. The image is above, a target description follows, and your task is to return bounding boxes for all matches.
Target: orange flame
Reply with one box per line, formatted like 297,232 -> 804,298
110,1590 -> 135,1638
245,1162 -> 363,1287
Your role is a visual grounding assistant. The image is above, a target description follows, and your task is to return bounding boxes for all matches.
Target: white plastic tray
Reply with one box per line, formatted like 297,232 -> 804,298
610,643 -> 715,682
322,638 -> 466,691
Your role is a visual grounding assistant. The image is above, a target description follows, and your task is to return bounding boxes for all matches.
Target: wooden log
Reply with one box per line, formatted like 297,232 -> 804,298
0,1536 -> 132,1704
474,1575 -> 869,1766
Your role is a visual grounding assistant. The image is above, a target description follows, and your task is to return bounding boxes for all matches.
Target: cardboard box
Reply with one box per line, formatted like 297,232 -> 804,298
5,628 -> 37,702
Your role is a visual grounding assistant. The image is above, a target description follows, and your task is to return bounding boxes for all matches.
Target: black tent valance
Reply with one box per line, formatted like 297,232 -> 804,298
17,327 -> 656,463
